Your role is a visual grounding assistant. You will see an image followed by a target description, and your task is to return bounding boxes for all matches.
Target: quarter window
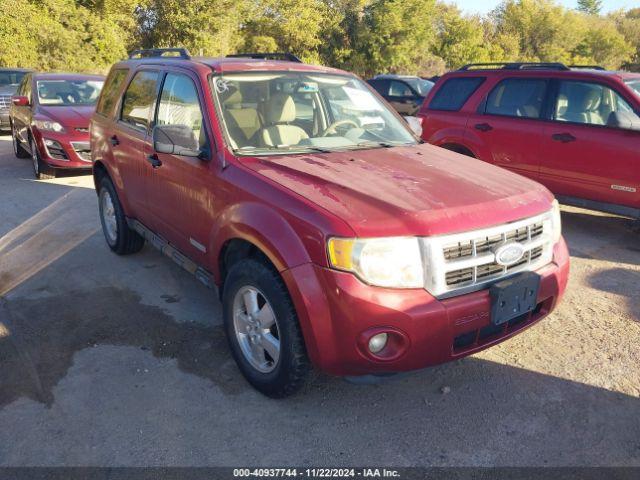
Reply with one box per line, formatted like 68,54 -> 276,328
120,70 -> 159,131
156,73 -> 207,149
485,78 -> 547,119
97,69 -> 128,117
554,80 -> 640,127
428,77 -> 485,111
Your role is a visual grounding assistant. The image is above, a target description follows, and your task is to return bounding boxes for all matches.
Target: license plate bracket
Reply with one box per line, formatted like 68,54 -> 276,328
490,272 -> 541,326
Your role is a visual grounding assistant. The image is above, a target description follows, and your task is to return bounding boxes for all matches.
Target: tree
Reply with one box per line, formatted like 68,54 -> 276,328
577,0 -> 602,16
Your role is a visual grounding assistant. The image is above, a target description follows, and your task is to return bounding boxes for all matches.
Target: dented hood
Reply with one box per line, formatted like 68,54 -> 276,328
241,143 -> 554,237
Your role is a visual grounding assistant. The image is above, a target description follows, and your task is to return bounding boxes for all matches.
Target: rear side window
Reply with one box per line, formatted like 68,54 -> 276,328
367,79 -> 388,96
485,78 -> 548,119
428,77 -> 484,111
120,70 -> 159,130
96,69 -> 128,117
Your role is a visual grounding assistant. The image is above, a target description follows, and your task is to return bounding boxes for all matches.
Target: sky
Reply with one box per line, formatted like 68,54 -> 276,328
448,0 -> 638,15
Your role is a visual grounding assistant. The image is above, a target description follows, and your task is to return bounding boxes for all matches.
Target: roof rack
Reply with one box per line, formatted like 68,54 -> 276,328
459,62 -> 570,71
226,53 -> 303,63
128,48 -> 191,60
569,65 -> 605,70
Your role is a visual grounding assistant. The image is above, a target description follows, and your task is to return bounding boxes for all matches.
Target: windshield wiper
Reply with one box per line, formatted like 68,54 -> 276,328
235,145 -> 333,154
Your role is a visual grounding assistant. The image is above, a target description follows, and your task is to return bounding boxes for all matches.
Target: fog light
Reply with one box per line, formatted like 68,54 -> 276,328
368,333 -> 388,354
43,138 -> 62,148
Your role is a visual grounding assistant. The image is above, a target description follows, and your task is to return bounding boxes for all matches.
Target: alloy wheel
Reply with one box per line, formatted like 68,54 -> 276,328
100,188 -> 118,245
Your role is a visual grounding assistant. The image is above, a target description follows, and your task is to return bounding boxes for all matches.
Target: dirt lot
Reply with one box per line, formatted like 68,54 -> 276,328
0,135 -> 638,467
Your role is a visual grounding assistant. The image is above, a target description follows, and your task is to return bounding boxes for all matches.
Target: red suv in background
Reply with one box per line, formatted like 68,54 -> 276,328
91,50 -> 568,397
10,73 -> 105,179
419,63 -> 640,219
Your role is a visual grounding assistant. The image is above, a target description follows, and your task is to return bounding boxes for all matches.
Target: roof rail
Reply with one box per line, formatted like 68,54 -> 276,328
459,62 -> 570,71
128,48 -> 191,60
569,65 -> 605,70
226,53 -> 303,63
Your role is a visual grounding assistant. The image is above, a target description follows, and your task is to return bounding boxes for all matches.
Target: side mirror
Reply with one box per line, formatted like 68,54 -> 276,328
607,111 -> 640,132
405,116 -> 423,137
11,96 -> 30,107
152,124 -> 205,158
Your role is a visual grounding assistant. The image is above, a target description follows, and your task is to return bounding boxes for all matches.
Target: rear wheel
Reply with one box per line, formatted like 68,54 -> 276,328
98,176 -> 145,255
223,258 -> 310,397
30,136 -> 56,179
11,124 -> 29,158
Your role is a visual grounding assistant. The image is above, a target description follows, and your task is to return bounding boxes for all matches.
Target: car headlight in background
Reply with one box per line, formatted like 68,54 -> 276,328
550,199 -> 562,243
34,118 -> 65,133
327,237 -> 424,288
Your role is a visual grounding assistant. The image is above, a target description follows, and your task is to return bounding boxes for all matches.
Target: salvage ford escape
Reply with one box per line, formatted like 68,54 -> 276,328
91,49 -> 569,397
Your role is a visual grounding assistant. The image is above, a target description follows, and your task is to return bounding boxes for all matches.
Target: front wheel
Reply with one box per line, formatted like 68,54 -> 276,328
223,258 -> 311,397
98,176 -> 145,255
30,136 -> 56,179
12,124 -> 29,158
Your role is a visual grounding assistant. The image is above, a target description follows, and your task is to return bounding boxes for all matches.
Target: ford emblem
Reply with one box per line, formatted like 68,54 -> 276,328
494,243 -> 526,266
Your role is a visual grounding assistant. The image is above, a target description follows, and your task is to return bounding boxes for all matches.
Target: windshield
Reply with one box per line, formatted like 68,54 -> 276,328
36,79 -> 104,106
626,79 -> 640,97
0,71 -> 26,88
211,72 -> 417,155
405,78 -> 434,96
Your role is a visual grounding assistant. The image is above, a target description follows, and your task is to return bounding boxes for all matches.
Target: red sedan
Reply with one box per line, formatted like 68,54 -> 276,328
10,72 -> 104,179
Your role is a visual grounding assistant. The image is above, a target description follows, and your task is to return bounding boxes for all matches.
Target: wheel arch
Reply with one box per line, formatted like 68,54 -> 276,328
439,142 -> 477,158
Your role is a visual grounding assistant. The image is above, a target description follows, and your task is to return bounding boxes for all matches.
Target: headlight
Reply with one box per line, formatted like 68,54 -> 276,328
327,237 -> 424,288
550,199 -> 562,243
34,118 -> 65,132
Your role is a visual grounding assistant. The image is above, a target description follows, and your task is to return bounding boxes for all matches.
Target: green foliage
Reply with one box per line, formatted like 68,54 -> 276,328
0,0 -> 638,75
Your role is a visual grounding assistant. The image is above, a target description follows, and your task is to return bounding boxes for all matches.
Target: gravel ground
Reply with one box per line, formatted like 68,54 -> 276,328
0,135 -> 638,467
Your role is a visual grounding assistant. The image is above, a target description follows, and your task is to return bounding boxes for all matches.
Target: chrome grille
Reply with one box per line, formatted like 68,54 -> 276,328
71,141 -> 91,162
421,211 -> 556,298
0,95 -> 11,110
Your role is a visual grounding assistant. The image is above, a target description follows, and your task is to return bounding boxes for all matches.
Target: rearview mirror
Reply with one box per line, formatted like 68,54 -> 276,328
11,95 -> 30,107
607,111 -> 640,132
405,116 -> 423,137
152,124 -> 205,158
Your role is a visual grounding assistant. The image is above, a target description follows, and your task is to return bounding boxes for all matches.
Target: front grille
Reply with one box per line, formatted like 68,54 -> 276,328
71,141 -> 91,162
0,95 -> 10,111
421,210 -> 556,298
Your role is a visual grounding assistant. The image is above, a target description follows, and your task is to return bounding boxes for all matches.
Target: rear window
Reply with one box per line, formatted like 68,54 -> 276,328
96,69 -> 128,117
428,77 -> 485,111
485,78 -> 548,119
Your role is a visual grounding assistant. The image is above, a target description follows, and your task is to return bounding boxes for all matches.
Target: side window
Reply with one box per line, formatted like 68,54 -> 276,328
156,73 -> 207,149
554,80 -> 640,127
120,70 -> 159,131
485,78 -> 547,119
96,69 -> 128,117
428,77 -> 485,111
368,79 -> 389,96
389,81 -> 412,97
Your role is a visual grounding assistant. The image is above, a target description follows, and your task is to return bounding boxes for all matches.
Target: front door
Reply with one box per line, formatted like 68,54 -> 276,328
464,77 -> 550,181
146,70 -> 216,263
540,79 -> 640,209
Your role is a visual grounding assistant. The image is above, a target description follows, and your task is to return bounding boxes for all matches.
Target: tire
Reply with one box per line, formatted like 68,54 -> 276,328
30,136 -> 56,179
98,176 -> 145,255
11,124 -> 29,158
223,258 -> 311,397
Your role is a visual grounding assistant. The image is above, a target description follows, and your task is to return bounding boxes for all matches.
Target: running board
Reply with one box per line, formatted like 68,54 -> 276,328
127,218 -> 216,291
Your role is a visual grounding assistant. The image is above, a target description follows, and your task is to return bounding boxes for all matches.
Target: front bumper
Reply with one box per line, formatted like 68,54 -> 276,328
32,128 -> 92,169
283,237 -> 570,377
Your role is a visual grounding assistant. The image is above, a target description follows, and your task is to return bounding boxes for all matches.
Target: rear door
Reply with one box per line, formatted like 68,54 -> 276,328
540,79 -> 640,209
112,69 -> 160,219
146,69 -> 216,263
464,76 -> 550,180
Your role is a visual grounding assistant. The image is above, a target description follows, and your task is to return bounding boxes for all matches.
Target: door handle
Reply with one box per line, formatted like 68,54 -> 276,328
110,135 -> 120,146
552,133 -> 576,143
147,153 -> 162,168
475,123 -> 493,132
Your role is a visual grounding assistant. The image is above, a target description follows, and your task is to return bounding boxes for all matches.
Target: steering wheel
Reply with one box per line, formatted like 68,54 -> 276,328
321,119 -> 360,136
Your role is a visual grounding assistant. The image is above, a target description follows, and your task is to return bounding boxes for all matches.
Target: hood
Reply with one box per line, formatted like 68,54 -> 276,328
37,105 -> 95,129
241,143 -> 554,237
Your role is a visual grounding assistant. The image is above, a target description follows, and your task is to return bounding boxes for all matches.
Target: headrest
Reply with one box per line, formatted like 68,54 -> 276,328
583,89 -> 601,111
222,88 -> 243,106
264,94 -> 296,124
556,94 -> 569,116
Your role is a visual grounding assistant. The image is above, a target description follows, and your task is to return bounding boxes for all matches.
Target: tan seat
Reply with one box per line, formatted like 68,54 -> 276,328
260,94 -> 309,147
221,89 -> 261,148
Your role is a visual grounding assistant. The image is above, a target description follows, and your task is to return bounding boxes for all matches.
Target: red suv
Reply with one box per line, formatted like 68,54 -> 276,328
419,63 -> 640,219
91,50 -> 569,397
10,73 -> 105,179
